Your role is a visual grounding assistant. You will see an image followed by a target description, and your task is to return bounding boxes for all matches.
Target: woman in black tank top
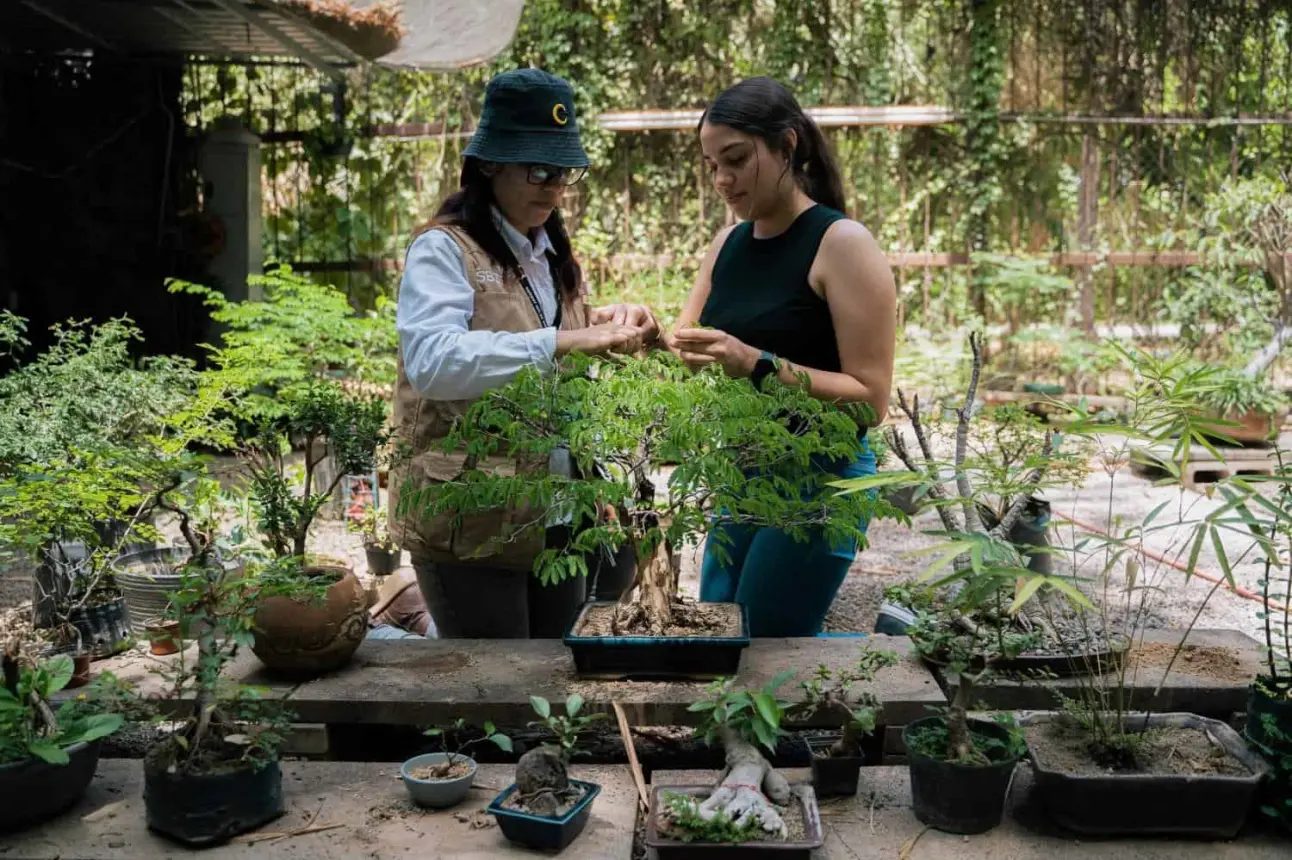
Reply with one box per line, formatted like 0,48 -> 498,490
666,77 -> 897,637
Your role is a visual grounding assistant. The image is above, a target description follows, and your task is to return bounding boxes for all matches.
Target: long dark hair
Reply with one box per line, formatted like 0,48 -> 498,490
700,77 -> 847,216
424,157 -> 582,303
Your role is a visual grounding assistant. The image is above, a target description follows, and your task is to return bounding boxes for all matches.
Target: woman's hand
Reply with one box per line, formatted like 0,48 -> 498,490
671,326 -> 760,378
556,323 -> 644,357
590,303 -> 660,343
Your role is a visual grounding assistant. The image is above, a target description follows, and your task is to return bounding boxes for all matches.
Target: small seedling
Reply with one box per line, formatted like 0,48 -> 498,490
689,670 -> 795,754
421,718 -> 512,778
797,645 -> 899,758
528,693 -> 606,760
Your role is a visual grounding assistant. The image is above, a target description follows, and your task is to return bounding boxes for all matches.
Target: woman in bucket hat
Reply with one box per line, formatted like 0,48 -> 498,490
389,68 -> 659,639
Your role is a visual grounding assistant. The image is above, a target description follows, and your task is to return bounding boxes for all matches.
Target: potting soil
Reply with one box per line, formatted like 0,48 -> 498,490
1132,642 -> 1250,683
409,759 -> 473,781
503,782 -> 588,818
577,601 -> 741,638
1025,720 -> 1254,777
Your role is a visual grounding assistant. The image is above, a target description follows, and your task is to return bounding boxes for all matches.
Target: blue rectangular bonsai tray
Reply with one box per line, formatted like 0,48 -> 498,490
562,601 -> 751,680
487,779 -> 601,851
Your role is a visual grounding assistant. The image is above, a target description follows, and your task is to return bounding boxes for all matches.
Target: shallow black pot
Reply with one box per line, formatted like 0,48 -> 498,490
1247,679 -> 1292,756
904,716 -> 1019,835
487,779 -> 600,851
806,732 -> 883,797
0,741 -> 101,832
365,546 -> 399,576
563,601 -> 750,680
144,747 -> 284,846
1022,711 -> 1268,838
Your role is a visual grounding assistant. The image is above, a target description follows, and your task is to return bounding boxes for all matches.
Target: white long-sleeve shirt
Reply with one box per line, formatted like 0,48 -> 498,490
398,211 -> 561,401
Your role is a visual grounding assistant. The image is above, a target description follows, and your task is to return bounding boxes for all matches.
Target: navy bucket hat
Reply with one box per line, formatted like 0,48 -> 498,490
463,68 -> 590,169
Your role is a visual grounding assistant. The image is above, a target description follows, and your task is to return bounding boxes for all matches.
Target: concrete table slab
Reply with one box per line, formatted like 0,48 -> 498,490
202,635 -> 942,729
935,629 -> 1262,718
649,767 -> 1287,858
0,762 -> 637,860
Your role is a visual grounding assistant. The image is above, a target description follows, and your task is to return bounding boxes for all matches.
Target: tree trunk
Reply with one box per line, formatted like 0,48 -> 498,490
946,672 -> 978,762
697,726 -> 790,837
612,535 -> 674,635
1076,131 -> 1099,335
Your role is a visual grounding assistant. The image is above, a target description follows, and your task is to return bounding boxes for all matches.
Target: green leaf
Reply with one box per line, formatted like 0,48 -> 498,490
423,728 -> 443,737
751,716 -> 777,753
1209,525 -> 1237,588
43,655 -> 74,694
489,734 -> 514,753
566,693 -> 584,718
763,669 -> 796,696
530,696 -> 551,719
1008,576 -> 1047,615
687,701 -> 717,712
1043,576 -> 1095,610
752,692 -> 781,731
28,742 -> 68,765
482,721 -> 495,736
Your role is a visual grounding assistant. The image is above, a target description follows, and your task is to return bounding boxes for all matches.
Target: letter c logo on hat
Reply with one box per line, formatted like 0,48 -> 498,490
552,103 -> 569,126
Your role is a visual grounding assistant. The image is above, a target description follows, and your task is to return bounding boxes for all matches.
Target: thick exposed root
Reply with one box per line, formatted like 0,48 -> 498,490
611,538 -> 675,635
697,727 -> 789,838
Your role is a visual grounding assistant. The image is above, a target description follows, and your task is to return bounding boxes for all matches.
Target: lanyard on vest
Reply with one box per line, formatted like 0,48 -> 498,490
516,259 -> 562,329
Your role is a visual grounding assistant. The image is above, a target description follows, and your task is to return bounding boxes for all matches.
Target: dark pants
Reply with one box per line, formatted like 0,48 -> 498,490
413,536 -> 637,639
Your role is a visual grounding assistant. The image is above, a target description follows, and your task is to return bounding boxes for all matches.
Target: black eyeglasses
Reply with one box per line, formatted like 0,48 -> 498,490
526,164 -> 587,187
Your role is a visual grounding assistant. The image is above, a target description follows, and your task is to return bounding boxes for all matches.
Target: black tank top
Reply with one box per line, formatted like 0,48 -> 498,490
699,204 -> 846,373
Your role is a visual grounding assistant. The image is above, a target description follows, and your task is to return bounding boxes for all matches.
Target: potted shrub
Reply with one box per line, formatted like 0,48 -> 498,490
401,717 -> 512,809
1013,348 -> 1278,838
234,383 -> 389,677
412,352 -> 881,678
794,644 -> 898,797
643,672 -> 824,857
487,694 -> 605,850
357,504 -> 399,576
130,476 -> 296,846
1195,365 -> 1287,444
0,649 -> 124,831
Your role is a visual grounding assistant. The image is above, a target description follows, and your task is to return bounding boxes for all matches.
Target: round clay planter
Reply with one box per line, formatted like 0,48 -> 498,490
400,752 -> 477,809
145,618 -> 182,656
365,546 -> 399,576
250,564 -> 369,678
0,741 -> 102,831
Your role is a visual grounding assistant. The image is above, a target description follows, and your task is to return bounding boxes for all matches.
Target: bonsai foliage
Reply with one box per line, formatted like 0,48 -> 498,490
168,267 -> 397,421
673,671 -> 796,839
407,351 -> 884,634
421,717 -> 512,777
796,644 -> 898,758
239,382 -> 389,561
0,651 -> 123,766
356,503 -> 394,552
1191,362 -> 1286,424
835,332 -> 1089,764
137,474 -> 295,773
528,693 -> 606,762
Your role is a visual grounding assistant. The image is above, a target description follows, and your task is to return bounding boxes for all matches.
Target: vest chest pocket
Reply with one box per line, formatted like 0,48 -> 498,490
470,289 -> 542,332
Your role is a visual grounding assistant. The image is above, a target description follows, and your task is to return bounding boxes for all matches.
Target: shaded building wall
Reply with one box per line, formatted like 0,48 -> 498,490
0,53 -> 215,364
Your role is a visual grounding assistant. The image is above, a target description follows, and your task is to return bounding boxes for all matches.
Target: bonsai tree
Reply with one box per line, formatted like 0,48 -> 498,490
795,644 -> 898,760
0,648 -> 124,766
415,717 -> 512,780
507,693 -> 606,817
407,352 -> 883,636
661,671 -> 797,840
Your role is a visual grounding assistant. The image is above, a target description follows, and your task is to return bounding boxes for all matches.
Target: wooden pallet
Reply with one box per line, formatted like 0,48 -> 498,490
1128,440 -> 1276,490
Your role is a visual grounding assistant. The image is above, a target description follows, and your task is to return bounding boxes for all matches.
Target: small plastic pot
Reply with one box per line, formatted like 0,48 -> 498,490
400,753 -> 476,809
65,652 -> 92,689
365,546 -> 399,576
0,741 -> 101,831
487,779 -> 600,851
145,618 -> 182,656
903,716 -> 1019,835
806,732 -> 883,797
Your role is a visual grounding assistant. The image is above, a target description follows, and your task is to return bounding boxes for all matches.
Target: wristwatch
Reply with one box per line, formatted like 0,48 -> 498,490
750,350 -> 781,391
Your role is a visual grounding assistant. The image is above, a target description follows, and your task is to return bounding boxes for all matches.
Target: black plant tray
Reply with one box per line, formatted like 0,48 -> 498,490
644,784 -> 824,859
1020,711 -> 1270,838
563,601 -> 750,680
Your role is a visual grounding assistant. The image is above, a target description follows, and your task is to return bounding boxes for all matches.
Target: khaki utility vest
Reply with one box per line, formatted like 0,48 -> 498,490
388,224 -> 588,569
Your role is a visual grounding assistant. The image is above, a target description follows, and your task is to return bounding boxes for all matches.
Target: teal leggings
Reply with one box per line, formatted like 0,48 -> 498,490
699,442 -> 877,637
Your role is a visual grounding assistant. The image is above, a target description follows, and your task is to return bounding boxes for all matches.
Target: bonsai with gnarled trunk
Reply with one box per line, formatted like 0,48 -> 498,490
411,352 -> 880,637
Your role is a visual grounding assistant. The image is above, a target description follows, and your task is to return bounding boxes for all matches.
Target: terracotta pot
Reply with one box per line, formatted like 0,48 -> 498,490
146,618 -> 182,656
1200,408 -> 1287,444
250,564 -> 369,677
66,652 -> 92,689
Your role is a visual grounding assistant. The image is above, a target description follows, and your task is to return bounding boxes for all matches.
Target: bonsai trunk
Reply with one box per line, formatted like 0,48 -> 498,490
698,726 -> 791,837
611,531 -> 675,636
946,671 -> 979,763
